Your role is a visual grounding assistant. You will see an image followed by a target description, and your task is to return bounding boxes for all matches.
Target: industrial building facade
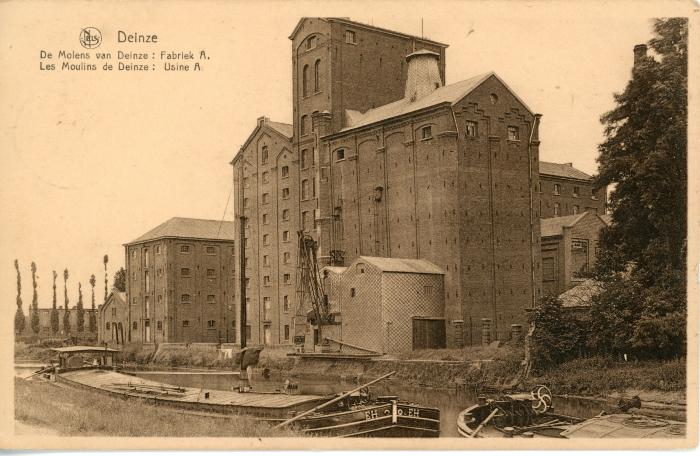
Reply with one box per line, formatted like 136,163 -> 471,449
539,161 -> 607,218
124,217 -> 236,344
232,17 -> 545,349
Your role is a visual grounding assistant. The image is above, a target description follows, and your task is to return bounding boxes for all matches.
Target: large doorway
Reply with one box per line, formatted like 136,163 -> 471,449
412,317 -> 446,350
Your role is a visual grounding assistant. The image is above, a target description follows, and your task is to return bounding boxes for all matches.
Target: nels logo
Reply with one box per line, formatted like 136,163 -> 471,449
79,27 -> 102,49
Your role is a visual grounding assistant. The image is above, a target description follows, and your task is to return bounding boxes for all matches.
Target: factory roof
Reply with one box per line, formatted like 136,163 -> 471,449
539,161 -> 594,181
126,217 -> 235,245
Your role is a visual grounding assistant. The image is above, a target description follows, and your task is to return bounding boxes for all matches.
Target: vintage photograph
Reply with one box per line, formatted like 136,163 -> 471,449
0,0 -> 696,450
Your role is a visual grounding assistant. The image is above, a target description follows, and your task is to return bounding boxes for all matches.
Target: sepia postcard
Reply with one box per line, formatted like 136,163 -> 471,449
0,0 -> 697,451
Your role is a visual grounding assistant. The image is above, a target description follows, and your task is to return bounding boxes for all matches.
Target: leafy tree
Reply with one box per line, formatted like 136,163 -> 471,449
592,18 -> 687,359
30,262 -> 40,334
89,274 -> 97,332
63,268 -> 71,335
103,254 -> 109,303
14,260 -> 25,334
76,282 -> 85,333
528,296 -> 588,372
51,270 -> 59,334
113,267 -> 126,292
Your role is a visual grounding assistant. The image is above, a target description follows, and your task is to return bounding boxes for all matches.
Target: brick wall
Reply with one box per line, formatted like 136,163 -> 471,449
539,175 -> 606,218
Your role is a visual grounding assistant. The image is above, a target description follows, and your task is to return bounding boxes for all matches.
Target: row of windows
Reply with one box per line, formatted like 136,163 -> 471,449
552,203 -> 582,216
131,244 -> 225,259
551,183 -> 598,199
302,59 -> 322,97
180,268 -> 218,278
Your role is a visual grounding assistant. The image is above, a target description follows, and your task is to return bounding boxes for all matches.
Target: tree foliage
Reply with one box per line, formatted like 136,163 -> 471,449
103,254 -> 109,303
592,18 -> 687,359
113,267 -> 126,292
89,274 -> 97,333
63,268 -> 71,335
76,282 -> 85,333
51,270 -> 59,334
30,262 -> 40,334
14,259 -> 25,334
529,296 -> 589,372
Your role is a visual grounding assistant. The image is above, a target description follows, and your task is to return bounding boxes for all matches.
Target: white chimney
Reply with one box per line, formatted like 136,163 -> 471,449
404,50 -> 442,102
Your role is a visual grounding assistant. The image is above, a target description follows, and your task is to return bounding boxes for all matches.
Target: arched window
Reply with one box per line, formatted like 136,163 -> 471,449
314,59 -> 321,93
302,64 -> 309,97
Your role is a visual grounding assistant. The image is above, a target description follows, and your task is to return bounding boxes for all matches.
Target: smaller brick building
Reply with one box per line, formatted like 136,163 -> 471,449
320,256 -> 445,354
539,161 -> 607,218
97,289 -> 128,345
541,211 -> 607,296
124,217 -> 236,344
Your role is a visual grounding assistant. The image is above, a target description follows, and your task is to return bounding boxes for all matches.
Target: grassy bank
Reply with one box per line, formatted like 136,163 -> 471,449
533,356 -> 686,397
14,377 -> 299,437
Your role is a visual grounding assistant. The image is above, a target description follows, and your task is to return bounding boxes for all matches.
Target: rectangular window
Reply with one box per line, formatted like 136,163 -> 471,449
282,230 -> 289,242
207,320 -> 216,328
131,249 -> 136,259
262,213 -> 269,224
144,296 -> 150,315
263,234 -> 270,245
181,294 -> 191,303
466,121 -> 478,137
157,321 -> 162,330
182,320 -> 189,328
155,245 -> 161,254
284,325 -> 290,341
553,184 -> 561,196
283,273 -> 291,284
281,166 -> 289,178
345,30 -> 356,44
263,297 -> 271,321
263,255 -> 269,267
282,188 -> 290,199
421,125 -> 432,140
302,211 -> 309,231
283,295 -> 290,312
262,193 -> 269,204
283,252 -> 291,264
181,268 -> 191,277
554,203 -> 560,216
261,146 -> 269,165
144,248 -> 149,267
206,246 -> 216,255
206,268 -> 216,278
262,171 -> 269,184
263,275 -> 271,286
301,149 -> 309,169
573,205 -> 580,215
282,209 -> 290,221
301,179 -> 310,199
336,149 -> 345,161
507,126 -> 520,141
106,322 -> 110,330
180,245 -> 190,253
207,294 -> 215,303
573,186 -> 580,197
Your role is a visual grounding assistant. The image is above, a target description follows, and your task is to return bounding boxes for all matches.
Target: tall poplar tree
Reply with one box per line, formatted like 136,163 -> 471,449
592,18 -> 687,358
89,274 -> 97,333
63,268 -> 71,336
103,254 -> 109,303
76,282 -> 85,333
14,260 -> 25,334
51,270 -> 59,334
30,262 -> 40,334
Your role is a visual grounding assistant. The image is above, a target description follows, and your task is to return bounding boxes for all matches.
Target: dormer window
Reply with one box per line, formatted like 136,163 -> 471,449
306,35 -> 317,50
421,126 -> 433,140
345,30 -> 356,44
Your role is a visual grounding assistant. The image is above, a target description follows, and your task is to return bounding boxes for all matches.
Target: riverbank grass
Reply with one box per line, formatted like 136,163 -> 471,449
14,377 -> 298,437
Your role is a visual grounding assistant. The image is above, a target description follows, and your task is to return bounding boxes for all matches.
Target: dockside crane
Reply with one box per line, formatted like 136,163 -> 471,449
295,231 -> 333,349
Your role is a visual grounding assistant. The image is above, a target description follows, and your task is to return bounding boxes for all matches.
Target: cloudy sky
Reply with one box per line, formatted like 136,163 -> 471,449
0,1 -> 681,311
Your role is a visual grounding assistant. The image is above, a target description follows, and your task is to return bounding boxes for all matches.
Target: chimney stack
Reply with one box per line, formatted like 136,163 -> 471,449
633,44 -> 647,66
404,50 -> 442,102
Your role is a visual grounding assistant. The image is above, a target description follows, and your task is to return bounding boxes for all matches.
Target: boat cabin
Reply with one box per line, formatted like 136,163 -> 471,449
52,346 -> 120,371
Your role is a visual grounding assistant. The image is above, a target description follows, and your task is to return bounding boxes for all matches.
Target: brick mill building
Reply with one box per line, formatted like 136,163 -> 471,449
232,17 -> 546,348
538,161 -> 606,218
124,217 -> 236,344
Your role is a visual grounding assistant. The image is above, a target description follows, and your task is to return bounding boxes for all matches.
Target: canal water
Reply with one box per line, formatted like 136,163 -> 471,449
127,369 -> 605,437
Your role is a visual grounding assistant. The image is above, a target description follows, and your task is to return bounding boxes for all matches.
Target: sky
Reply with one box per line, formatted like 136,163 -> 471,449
0,1 -> 671,311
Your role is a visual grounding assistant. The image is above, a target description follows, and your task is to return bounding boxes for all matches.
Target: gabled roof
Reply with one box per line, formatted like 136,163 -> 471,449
540,213 -> 588,237
356,256 -> 444,275
559,279 -> 604,308
289,17 -> 448,48
539,161 -> 593,181
230,117 -> 293,165
126,217 -> 235,245
340,72 -> 533,133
